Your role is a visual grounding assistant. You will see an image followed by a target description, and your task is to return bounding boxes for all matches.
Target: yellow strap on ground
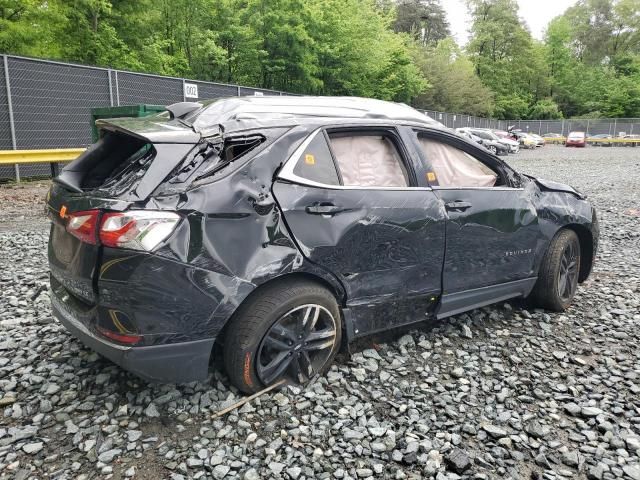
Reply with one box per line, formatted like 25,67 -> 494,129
0,148 -> 85,165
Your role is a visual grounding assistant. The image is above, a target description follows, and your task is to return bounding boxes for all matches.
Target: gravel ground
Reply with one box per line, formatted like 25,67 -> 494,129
0,146 -> 639,480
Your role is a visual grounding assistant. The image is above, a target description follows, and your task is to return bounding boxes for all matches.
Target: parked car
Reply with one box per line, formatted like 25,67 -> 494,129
456,128 -> 510,155
541,133 -> 564,144
470,128 -> 520,153
590,134 -> 613,146
529,133 -> 546,147
47,96 -> 599,393
566,131 -> 587,147
493,129 -> 512,139
456,128 -> 484,145
623,134 -> 640,147
511,131 -> 538,149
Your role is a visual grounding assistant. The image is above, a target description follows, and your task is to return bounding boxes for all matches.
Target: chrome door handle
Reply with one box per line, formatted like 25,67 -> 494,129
444,201 -> 472,212
305,203 -> 347,215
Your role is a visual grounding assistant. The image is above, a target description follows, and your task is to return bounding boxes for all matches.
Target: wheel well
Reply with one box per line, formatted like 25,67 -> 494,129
254,272 -> 344,303
216,272 -> 345,344
564,224 -> 594,282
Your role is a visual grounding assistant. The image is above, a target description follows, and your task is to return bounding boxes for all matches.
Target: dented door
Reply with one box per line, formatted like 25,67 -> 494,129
273,182 -> 446,337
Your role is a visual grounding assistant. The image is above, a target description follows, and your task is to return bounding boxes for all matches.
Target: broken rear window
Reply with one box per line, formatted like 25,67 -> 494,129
78,132 -> 154,193
156,134 -> 266,194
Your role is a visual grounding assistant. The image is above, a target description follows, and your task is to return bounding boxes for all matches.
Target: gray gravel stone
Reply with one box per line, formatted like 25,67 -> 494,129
22,442 -> 43,454
623,465 -> 640,480
1,149 -> 639,480
445,448 -> 471,473
482,425 -> 507,438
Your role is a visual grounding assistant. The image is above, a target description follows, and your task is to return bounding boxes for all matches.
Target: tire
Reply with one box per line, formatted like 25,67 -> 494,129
529,229 -> 581,312
223,278 -> 342,393
488,145 -> 497,154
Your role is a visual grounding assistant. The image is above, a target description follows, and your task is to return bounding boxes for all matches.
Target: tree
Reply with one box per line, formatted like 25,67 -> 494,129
465,0 -> 539,118
529,98 -> 563,119
413,39 -> 494,115
393,0 -> 450,46
543,0 -> 640,118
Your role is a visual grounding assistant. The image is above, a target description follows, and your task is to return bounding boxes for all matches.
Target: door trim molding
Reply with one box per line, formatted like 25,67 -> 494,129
436,277 -> 537,319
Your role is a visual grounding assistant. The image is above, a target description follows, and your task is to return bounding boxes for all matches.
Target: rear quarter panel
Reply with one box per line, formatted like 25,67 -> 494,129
140,127 -> 347,337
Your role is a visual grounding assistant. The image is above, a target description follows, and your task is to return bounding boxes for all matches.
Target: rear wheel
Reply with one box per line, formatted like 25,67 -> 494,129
529,229 -> 580,311
223,279 -> 342,393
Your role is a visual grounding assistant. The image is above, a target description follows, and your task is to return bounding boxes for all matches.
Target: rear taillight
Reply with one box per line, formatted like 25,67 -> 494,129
96,325 -> 142,345
66,210 -> 99,245
99,211 -> 180,251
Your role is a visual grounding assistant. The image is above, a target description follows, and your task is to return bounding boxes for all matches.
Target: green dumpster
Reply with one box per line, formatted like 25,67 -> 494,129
90,104 -> 166,142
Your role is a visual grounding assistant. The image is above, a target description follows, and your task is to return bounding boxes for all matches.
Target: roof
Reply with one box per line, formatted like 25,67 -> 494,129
191,96 -> 443,131
97,96 -> 445,144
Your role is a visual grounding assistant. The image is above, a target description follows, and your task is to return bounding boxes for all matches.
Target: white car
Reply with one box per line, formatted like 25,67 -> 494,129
529,134 -> 545,147
473,128 -> 520,153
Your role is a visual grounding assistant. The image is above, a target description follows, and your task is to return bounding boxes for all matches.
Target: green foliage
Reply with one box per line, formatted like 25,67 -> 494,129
393,0 -> 450,46
529,99 -> 563,119
1,0 -> 638,118
464,0 -> 640,119
0,0 -> 426,102
413,39 -> 494,115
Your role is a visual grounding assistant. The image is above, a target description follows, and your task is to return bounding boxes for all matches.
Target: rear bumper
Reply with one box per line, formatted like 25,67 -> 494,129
51,289 -> 215,383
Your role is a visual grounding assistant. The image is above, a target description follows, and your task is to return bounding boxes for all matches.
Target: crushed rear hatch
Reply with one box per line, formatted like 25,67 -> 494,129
48,120 -> 196,305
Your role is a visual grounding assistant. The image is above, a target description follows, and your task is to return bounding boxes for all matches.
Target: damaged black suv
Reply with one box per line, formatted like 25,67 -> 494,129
47,96 -> 598,393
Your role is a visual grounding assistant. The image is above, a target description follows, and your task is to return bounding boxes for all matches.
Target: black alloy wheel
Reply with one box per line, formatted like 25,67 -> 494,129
557,240 -> 579,303
256,304 -> 337,385
223,279 -> 342,393
529,229 -> 581,311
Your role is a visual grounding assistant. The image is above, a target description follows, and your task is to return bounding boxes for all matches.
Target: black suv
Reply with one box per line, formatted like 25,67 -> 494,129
47,97 -> 599,393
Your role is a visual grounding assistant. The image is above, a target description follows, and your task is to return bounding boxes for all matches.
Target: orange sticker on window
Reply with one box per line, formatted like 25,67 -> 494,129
304,154 -> 315,165
427,172 -> 437,182
59,205 -> 67,218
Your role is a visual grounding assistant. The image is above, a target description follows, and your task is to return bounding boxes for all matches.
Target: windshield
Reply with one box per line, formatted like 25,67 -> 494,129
568,132 -> 585,139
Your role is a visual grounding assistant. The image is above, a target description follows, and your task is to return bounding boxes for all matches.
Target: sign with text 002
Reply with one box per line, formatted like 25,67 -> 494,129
184,83 -> 198,99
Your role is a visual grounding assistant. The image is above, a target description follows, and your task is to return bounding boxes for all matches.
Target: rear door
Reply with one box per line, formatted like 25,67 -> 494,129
410,129 -> 542,317
273,126 -> 446,338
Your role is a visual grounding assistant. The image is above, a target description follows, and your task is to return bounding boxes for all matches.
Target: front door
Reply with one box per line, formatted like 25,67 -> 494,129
410,129 -> 542,317
274,126 -> 446,337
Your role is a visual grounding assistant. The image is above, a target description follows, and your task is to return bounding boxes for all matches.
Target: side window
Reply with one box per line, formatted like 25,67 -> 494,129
328,133 -> 409,188
292,132 -> 340,185
416,135 -> 498,188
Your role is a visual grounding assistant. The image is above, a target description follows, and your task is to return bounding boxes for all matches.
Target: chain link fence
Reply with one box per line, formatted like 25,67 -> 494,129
2,54 -> 639,182
506,118 -> 639,136
0,55 -> 291,181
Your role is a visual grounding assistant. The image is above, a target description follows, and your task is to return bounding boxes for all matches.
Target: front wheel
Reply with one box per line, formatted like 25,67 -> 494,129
488,145 -> 498,154
529,229 -> 581,311
223,279 -> 342,393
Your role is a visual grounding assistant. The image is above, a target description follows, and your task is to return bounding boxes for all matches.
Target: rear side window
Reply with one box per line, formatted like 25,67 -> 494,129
328,133 -> 408,187
292,133 -> 340,185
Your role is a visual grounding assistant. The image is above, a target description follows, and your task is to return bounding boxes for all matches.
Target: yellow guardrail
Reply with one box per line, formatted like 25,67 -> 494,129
543,137 -> 640,144
0,148 -> 85,165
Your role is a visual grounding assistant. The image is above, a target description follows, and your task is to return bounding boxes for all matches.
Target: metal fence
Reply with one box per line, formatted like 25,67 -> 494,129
1,54 -> 639,182
504,118 -> 639,137
421,110 -> 509,131
0,54 -> 293,180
